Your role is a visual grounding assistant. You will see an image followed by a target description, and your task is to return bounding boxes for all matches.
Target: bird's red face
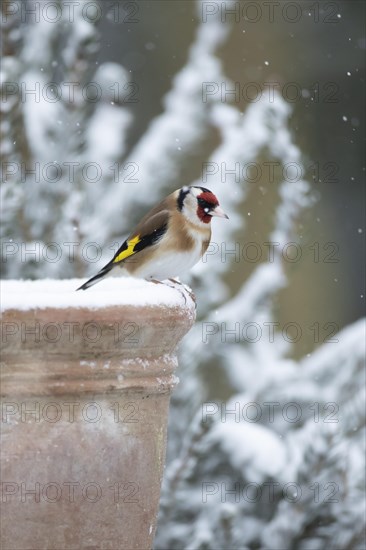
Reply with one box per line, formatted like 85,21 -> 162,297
177,186 -> 228,225
196,191 -> 227,223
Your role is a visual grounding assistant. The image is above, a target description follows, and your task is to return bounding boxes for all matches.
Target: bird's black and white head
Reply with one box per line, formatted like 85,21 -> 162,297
177,186 -> 228,226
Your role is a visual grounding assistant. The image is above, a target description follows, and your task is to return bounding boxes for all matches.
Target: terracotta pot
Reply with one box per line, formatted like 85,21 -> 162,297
1,279 -> 195,550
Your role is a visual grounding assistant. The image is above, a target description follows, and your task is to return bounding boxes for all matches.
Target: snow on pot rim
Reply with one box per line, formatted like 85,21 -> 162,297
0,277 -> 196,314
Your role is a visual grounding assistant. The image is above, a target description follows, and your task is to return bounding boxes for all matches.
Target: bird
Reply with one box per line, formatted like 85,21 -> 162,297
77,186 -> 228,291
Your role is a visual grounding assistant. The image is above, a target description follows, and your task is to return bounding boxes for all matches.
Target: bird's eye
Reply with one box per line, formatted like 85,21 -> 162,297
198,198 -> 210,208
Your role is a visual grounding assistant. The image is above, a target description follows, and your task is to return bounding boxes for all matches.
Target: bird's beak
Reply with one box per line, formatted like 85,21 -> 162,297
210,205 -> 229,219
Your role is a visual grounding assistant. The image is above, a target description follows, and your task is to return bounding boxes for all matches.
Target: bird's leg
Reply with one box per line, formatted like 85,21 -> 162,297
150,279 -> 163,285
149,278 -> 195,307
167,278 -> 196,306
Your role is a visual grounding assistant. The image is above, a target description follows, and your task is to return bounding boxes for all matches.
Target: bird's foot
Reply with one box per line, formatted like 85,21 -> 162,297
150,278 -> 196,307
167,278 -> 196,307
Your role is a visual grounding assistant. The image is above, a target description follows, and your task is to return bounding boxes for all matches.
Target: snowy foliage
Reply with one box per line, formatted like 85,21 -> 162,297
1,0 -> 132,278
1,1 -> 365,549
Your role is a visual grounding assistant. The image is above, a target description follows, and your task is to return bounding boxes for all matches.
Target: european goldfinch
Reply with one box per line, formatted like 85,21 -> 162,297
77,186 -> 228,291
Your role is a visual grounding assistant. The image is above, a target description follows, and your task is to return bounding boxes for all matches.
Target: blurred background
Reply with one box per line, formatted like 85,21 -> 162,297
97,0 -> 365,359
1,1 -> 365,548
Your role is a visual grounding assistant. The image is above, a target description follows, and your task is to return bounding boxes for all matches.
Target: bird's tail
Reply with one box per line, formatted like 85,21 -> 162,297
76,264 -> 114,291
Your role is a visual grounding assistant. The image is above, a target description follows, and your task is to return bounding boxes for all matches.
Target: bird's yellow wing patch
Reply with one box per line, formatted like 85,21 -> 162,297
113,235 -> 141,263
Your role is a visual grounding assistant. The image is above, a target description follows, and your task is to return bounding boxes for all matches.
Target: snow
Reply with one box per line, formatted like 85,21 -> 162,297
211,420 -> 287,481
0,278 -> 194,312
84,3 -> 233,244
85,103 -> 132,163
